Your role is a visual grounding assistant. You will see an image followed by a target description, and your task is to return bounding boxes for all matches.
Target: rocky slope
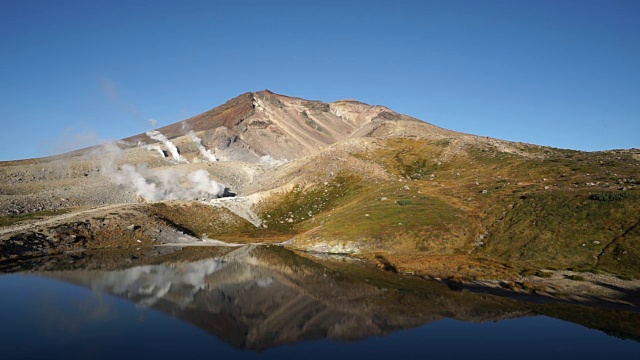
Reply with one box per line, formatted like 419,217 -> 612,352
1,90 -> 639,282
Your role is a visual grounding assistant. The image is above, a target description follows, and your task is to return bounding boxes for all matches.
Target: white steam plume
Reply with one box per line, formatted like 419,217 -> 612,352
110,163 -> 159,200
149,118 -> 158,129
144,145 -> 166,158
118,166 -> 225,201
188,131 -> 217,162
146,130 -> 187,163
99,142 -> 226,202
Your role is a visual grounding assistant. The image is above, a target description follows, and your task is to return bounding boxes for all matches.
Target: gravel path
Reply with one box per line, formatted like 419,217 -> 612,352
0,203 -> 139,238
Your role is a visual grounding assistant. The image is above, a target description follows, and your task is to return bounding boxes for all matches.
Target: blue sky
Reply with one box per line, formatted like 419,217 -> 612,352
1,0 -> 638,160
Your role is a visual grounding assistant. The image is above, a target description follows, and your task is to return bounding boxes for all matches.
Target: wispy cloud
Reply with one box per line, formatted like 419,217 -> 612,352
41,128 -> 107,155
100,77 -> 142,119
101,78 -> 119,103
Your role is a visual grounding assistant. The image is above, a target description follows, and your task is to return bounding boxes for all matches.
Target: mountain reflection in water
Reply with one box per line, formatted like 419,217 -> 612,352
1,245 -> 640,358
49,245 -> 526,350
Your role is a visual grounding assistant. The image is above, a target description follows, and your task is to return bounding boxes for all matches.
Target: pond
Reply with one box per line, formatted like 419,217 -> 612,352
1,245 -> 639,359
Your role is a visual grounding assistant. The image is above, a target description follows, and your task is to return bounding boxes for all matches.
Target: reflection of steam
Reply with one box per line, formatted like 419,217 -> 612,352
90,259 -> 226,307
146,130 -> 186,163
99,142 -> 225,201
188,131 -> 217,162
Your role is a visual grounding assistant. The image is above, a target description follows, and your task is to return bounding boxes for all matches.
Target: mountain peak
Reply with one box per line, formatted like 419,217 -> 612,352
110,90 -> 454,164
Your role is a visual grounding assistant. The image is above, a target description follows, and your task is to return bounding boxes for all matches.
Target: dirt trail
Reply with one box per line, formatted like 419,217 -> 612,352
0,194 -> 266,240
0,203 -> 140,238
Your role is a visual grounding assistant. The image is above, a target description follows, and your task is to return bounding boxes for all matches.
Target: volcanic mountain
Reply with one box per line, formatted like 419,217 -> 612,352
120,89 -> 457,163
1,90 -> 639,283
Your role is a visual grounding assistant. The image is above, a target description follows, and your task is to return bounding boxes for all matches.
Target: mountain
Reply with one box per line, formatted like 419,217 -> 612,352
120,89 -> 457,162
1,90 -> 639,282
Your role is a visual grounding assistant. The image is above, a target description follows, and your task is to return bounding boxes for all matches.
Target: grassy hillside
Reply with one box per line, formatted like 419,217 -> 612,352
3,135 -> 637,280
239,137 -> 640,278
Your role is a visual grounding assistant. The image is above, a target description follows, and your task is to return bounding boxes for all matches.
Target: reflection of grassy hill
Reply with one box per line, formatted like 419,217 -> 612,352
536,302 -> 640,342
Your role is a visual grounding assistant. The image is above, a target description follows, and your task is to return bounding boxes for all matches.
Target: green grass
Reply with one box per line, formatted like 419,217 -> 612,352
133,137 -> 640,278
590,191 -> 635,201
304,181 -> 470,253
259,174 -> 363,233
369,138 -> 448,180
477,189 -> 640,276
317,138 -> 639,276
146,202 -> 258,240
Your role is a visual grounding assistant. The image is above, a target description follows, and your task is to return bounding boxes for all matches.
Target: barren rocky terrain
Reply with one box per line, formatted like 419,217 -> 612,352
1,90 -> 639,307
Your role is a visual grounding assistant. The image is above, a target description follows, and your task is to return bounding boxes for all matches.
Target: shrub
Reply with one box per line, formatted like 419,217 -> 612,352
567,275 -> 585,281
590,191 -> 634,201
521,269 -> 537,276
500,281 -> 520,291
535,270 -> 553,278
396,199 -> 413,206
521,281 -> 548,293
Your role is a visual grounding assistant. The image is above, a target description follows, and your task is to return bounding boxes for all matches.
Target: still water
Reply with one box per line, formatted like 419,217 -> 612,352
1,245 -> 639,359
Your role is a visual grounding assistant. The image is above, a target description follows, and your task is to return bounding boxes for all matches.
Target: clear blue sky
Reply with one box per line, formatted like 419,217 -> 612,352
1,0 -> 639,160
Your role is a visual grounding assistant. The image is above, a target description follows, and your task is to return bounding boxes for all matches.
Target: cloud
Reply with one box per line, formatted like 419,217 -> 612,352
101,78 -> 119,103
42,128 -> 107,156
101,77 -> 141,119
121,104 -> 140,118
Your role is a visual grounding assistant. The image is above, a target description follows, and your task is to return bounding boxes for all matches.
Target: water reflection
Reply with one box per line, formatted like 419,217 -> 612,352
48,246 -> 523,349
2,245 -> 640,354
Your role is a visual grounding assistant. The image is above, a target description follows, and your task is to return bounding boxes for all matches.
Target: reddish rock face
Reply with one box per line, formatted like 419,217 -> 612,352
122,92 -> 257,145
